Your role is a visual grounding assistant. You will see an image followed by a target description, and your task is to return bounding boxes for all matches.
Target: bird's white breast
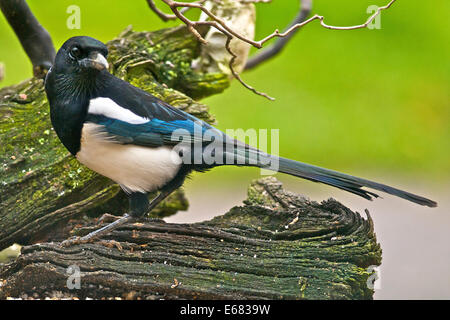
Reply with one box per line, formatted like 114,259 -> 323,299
76,123 -> 182,193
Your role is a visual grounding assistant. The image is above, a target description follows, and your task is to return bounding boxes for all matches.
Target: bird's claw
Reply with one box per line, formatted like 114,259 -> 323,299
60,236 -> 91,247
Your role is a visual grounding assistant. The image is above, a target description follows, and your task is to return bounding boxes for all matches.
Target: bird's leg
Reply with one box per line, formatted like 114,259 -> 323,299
60,214 -> 133,246
60,189 -> 175,246
80,213 -> 132,240
129,189 -> 175,224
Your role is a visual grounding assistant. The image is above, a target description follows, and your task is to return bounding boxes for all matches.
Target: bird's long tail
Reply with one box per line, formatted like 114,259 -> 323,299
223,145 -> 437,207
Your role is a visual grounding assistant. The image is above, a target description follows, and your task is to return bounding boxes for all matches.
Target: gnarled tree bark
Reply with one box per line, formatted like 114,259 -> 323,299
0,177 -> 381,300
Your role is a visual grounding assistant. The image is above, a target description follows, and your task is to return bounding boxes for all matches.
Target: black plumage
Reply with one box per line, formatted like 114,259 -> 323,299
45,36 -> 437,243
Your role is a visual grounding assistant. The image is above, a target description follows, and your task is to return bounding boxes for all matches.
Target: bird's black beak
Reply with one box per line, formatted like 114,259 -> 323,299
79,52 -> 109,71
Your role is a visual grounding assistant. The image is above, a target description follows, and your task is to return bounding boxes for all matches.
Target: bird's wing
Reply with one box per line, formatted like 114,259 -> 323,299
85,113 -> 214,148
83,73 -> 225,148
85,74 -> 261,167
96,72 -> 212,124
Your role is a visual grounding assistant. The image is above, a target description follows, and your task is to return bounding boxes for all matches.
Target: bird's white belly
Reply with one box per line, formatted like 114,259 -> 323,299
76,123 -> 182,193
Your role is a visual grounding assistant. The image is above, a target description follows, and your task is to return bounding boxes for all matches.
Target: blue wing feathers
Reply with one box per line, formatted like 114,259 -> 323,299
87,74 -> 437,207
85,114 -> 209,147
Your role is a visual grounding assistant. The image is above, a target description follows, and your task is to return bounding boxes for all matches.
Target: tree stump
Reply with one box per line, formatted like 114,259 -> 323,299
0,177 -> 381,300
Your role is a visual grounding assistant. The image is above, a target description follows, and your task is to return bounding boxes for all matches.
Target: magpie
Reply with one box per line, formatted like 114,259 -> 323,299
45,36 -> 437,243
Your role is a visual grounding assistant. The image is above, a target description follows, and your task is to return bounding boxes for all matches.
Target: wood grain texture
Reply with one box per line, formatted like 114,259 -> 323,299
0,178 -> 382,300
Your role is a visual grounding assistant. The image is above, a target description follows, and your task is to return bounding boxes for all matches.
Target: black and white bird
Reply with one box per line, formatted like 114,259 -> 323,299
45,36 -> 437,242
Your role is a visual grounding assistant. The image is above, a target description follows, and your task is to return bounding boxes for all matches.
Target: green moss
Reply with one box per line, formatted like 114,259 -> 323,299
108,26 -> 229,101
0,26 -> 229,250
200,178 -> 381,299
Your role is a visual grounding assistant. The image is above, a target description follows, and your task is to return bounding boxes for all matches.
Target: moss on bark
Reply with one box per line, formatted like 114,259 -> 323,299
0,178 -> 382,300
0,26 -> 229,250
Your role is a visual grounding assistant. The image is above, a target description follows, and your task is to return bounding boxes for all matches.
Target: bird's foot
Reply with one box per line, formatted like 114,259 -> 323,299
60,214 -> 133,247
60,236 -> 91,247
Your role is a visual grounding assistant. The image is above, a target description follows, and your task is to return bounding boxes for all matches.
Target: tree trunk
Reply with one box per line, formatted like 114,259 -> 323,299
0,177 -> 381,300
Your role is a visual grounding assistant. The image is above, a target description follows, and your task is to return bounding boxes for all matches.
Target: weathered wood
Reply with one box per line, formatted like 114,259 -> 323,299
0,26 -> 229,250
0,178 -> 382,300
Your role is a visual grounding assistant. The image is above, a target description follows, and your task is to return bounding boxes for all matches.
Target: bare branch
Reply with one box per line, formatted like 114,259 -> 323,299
0,0 -> 55,79
245,0 -> 312,70
147,0 -> 176,21
149,0 -> 398,100
256,0 -> 397,45
225,36 -> 275,100
146,0 -> 206,21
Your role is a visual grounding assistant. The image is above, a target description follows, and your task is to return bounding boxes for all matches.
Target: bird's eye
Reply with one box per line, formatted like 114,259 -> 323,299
69,47 -> 82,60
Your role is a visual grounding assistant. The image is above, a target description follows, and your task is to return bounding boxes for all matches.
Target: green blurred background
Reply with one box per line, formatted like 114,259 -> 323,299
0,0 -> 448,184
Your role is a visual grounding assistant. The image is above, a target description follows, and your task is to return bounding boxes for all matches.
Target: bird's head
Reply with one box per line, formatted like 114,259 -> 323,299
53,36 -> 109,76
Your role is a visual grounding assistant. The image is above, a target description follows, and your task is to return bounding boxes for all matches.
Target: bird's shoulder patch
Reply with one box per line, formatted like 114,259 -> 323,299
88,97 -> 150,124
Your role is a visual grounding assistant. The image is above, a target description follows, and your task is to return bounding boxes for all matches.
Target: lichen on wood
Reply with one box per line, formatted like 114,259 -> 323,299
0,177 -> 382,300
0,25 -> 229,250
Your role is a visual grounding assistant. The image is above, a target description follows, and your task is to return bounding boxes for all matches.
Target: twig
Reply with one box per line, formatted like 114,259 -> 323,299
148,0 -> 398,100
225,36 -> 275,100
146,0 -> 206,21
257,0 -> 397,44
245,0 -> 312,70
